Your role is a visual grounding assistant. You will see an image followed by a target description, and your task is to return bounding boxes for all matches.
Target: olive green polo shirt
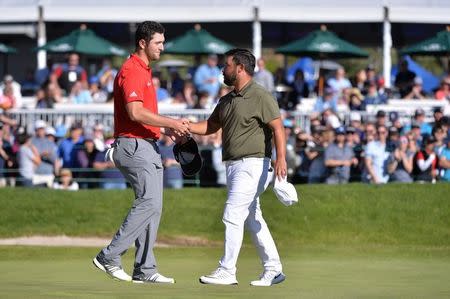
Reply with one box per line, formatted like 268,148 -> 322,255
209,80 -> 281,161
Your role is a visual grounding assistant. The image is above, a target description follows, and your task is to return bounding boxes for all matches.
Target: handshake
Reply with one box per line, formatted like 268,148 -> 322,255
166,117 -> 193,144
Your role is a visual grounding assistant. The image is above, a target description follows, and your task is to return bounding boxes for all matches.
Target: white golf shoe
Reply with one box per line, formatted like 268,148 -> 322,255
250,270 -> 286,286
199,268 -> 238,285
92,257 -> 132,282
132,273 -> 175,284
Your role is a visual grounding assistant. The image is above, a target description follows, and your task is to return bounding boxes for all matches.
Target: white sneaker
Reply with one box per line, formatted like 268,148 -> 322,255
199,268 -> 238,285
133,273 -> 175,284
92,257 -> 132,282
250,270 -> 285,286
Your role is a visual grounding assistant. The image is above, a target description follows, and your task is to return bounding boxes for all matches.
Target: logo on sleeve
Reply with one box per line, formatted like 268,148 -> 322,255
129,91 -> 138,97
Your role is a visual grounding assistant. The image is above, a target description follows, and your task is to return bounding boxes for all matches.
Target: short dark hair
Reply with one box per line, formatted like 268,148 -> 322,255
224,48 -> 255,76
135,21 -> 165,49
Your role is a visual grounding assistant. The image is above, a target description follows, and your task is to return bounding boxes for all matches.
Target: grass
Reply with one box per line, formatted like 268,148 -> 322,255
0,246 -> 449,299
0,184 -> 449,298
0,184 -> 449,248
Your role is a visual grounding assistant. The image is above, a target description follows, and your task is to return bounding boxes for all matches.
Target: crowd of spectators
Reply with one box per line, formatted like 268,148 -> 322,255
0,53 -> 449,188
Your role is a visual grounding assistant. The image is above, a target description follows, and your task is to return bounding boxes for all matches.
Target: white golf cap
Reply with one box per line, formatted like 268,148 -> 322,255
350,112 -> 361,122
273,177 -> 299,207
34,120 -> 47,130
45,126 -> 56,136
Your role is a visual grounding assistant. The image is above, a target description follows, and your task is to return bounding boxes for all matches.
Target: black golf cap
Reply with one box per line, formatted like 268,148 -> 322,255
173,137 -> 203,176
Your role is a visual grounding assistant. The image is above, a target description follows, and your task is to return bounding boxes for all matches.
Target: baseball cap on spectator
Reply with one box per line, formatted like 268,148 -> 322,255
389,126 -> 399,135
376,110 -> 386,118
70,121 -> 83,130
3,74 -> 13,82
414,108 -> 425,117
414,76 -> 423,85
411,121 -> 421,129
45,126 -> 56,136
89,76 -> 99,84
283,119 -> 294,128
424,135 -> 436,145
34,120 -> 47,130
350,111 -> 361,122
433,107 -> 443,114
389,111 -> 399,122
335,126 -> 346,135
346,126 -> 356,134
326,114 -> 341,129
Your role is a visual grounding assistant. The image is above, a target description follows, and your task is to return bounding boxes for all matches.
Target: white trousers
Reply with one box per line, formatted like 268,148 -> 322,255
219,157 -> 282,275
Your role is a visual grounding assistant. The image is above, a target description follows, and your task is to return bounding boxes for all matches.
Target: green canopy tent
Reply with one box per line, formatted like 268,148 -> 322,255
35,25 -> 128,56
164,24 -> 235,55
0,43 -> 17,76
276,26 -> 369,59
400,27 -> 450,56
276,25 -> 369,95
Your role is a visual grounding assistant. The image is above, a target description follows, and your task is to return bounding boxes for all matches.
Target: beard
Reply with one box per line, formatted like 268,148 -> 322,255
223,72 -> 237,87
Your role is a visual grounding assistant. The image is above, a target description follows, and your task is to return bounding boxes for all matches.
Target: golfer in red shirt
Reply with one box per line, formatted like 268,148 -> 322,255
93,21 -> 189,284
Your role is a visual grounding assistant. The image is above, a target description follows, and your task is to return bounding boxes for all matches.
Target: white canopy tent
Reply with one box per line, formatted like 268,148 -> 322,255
1,0 -> 449,86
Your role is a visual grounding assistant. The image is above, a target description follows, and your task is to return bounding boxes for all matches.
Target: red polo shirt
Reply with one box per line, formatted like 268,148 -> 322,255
114,54 -> 160,139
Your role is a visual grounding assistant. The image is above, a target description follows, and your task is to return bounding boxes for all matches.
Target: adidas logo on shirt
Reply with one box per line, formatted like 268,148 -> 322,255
129,91 -> 138,97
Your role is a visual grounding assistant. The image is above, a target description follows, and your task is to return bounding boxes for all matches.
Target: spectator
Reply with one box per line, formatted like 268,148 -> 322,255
314,87 -> 338,113
50,53 -> 88,95
439,137 -> 450,182
254,57 -> 275,93
158,134 -> 183,189
431,107 -> 444,127
168,68 -> 185,97
395,59 -> 416,98
31,120 -> 58,188
0,123 -> 13,187
348,88 -> 364,111
375,110 -> 387,128
152,76 -> 170,102
17,133 -> 41,187
346,126 -> 363,182
387,135 -> 414,183
52,168 -> 79,190
404,77 -> 427,99
351,69 -> 367,93
91,124 -> 106,152
288,70 -> 309,109
97,59 -> 117,99
349,112 -> 364,140
413,108 -> 433,137
58,122 -> 84,168
327,67 -> 352,95
69,81 -> 93,104
362,81 -> 387,108
173,80 -> 197,107
363,122 -> 377,144
389,111 -> 403,133
89,76 -> 108,103
363,125 -> 389,184
93,147 -> 127,190
0,74 -> 22,108
434,78 -> 450,101
193,54 -> 221,100
387,126 -> 400,152
307,127 -> 329,184
413,136 -> 438,183
433,125 -> 447,156
363,64 -> 377,92
75,137 -> 99,189
0,84 -> 16,110
324,126 -> 356,184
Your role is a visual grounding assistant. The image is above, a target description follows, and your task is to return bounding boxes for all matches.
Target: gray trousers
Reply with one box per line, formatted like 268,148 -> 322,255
99,137 -> 163,279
